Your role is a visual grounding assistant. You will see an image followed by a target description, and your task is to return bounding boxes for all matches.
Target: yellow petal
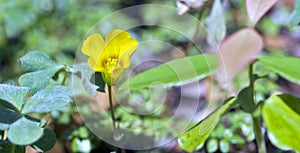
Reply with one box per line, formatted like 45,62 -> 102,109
103,68 -> 126,85
112,68 -> 126,78
85,30 -> 139,85
105,29 -> 130,43
105,30 -> 138,55
116,55 -> 131,69
118,38 -> 138,57
102,29 -> 138,68
87,58 -> 105,72
81,34 -> 104,62
87,58 -> 96,71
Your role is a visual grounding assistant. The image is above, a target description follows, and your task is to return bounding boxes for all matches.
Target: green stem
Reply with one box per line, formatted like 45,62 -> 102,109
108,86 -> 126,153
11,144 -> 15,153
252,115 -> 266,153
108,86 -> 117,133
185,1 -> 211,55
108,86 -> 124,141
249,64 -> 266,153
61,72 -> 68,86
249,64 -> 254,89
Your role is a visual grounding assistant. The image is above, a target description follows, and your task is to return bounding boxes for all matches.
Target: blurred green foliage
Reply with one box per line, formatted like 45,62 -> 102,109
1,0 -> 300,152
206,110 -> 255,153
0,0 -> 181,82
0,0 -> 114,82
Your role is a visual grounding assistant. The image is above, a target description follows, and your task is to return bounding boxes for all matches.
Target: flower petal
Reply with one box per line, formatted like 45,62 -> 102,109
103,30 -> 138,57
112,68 -> 126,78
118,38 -> 138,57
117,55 -> 132,69
105,29 -> 130,43
87,58 -> 105,72
81,34 -> 105,62
87,58 -> 96,71
86,29 -> 139,85
102,30 -> 138,69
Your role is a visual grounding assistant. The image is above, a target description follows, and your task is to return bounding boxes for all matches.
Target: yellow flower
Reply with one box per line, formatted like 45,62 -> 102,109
81,29 -> 138,85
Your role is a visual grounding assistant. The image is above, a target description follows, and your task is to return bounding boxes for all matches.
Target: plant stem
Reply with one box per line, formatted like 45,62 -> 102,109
108,85 -> 117,134
252,115 -> 266,153
107,86 -> 126,153
61,72 -> 68,85
185,1 -> 211,55
11,144 -> 15,153
249,64 -> 254,89
249,64 -> 267,153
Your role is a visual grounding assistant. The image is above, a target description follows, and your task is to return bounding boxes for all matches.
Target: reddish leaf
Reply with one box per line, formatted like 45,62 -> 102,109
246,0 -> 278,26
217,28 -> 263,84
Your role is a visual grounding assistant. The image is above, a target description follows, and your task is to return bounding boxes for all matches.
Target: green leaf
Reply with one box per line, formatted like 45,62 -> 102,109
78,127 -> 89,139
0,104 -> 21,130
177,97 -> 236,152
72,63 -> 94,81
230,135 -> 245,145
18,51 -> 66,93
32,128 -> 56,152
206,0 -> 226,47
71,138 -> 79,152
0,84 -> 30,110
219,139 -> 230,153
262,94 -> 300,152
82,75 -> 98,95
206,138 -> 218,153
22,86 -> 71,114
8,117 -> 44,145
289,0 -> 300,26
258,56 -> 300,85
0,140 -> 25,153
120,54 -> 217,91
236,87 -> 256,113
72,63 -> 98,95
19,51 -> 56,72
18,66 -> 64,93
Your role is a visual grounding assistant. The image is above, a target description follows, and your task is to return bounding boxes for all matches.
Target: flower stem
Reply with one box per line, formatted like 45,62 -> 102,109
107,86 -> 122,140
107,85 -> 117,134
107,86 -> 126,153
249,64 -> 267,153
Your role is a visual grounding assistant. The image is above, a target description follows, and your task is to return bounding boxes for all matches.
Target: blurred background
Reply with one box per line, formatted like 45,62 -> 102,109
1,0 -> 299,153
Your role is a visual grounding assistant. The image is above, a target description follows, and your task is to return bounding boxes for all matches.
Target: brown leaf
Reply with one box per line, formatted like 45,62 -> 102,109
217,28 -> 263,85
